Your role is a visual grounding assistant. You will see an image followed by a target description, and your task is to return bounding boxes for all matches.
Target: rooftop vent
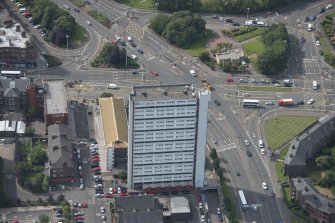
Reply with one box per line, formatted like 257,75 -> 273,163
182,90 -> 188,95
15,25 -> 21,32
22,31 -> 26,38
162,91 -> 167,96
192,92 -> 196,97
142,92 -> 147,97
289,154 -> 293,158
298,178 -> 301,183
305,186 -> 309,192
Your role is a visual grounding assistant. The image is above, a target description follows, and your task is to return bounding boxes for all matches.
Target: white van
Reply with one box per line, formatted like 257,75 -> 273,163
107,83 -> 118,89
258,140 -> 264,148
312,80 -> 318,90
307,23 -> 313,31
19,8 -> 27,13
190,70 -> 197,77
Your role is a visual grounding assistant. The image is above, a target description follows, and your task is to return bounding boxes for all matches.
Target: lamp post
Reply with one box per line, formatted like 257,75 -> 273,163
246,8 -> 250,31
155,2 -> 159,15
98,0 -> 100,16
66,35 -> 70,61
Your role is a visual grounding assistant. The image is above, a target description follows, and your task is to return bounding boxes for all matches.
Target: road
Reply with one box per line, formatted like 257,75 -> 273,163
4,0 -> 335,222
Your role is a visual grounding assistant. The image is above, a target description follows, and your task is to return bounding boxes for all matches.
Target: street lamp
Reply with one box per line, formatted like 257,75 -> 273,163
98,0 -> 100,16
155,2 -> 159,15
246,8 -> 250,31
65,35 -> 70,61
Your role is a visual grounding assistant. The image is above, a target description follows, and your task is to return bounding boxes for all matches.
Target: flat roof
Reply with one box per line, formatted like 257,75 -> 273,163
130,84 -> 195,101
0,23 -> 30,48
44,80 -> 67,114
170,197 -> 190,214
99,97 -> 128,148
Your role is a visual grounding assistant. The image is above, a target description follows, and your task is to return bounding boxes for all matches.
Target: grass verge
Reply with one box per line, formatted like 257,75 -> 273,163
185,30 -> 215,57
88,10 -> 111,28
238,86 -> 293,92
43,54 -> 62,67
265,115 -> 317,150
275,161 -> 287,182
68,0 -> 85,7
234,28 -> 265,42
113,0 -> 153,8
243,39 -> 266,56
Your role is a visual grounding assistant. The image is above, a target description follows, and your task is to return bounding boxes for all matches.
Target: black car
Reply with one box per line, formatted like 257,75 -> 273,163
308,15 -> 316,21
130,42 -> 137,48
236,171 -> 241,176
73,8 -> 80,12
319,8 -> 325,14
212,15 -> 219,19
232,22 -> 240,26
225,18 -> 233,23
271,80 -> 279,84
297,101 -> 305,105
246,151 -> 252,157
132,70 -> 139,75
214,100 -> 221,106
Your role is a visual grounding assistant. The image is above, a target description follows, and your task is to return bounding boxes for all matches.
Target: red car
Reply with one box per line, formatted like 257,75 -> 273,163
111,39 -> 118,45
91,157 -> 100,162
79,170 -> 84,177
22,12 -> 31,17
74,216 -> 84,220
151,70 -> 159,76
81,202 -> 88,208
92,166 -> 101,172
105,193 -> 112,198
91,154 -> 99,159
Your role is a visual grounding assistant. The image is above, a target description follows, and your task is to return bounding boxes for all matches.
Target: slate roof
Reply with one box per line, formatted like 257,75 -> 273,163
48,124 -> 74,141
119,210 -> 164,223
0,79 -> 27,92
4,88 -> 19,97
115,195 -> 155,212
292,178 -> 335,214
284,116 -> 335,166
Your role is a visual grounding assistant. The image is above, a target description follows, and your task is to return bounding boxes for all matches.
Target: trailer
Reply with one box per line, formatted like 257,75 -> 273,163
278,98 -> 294,106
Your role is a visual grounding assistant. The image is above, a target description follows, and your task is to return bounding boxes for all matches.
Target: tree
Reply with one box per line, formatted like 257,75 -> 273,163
100,92 -> 113,98
30,147 -> 47,166
39,215 -> 49,223
27,106 -> 37,118
57,194 -> 65,203
210,149 -> 218,160
213,157 -> 220,171
25,127 -> 35,135
149,14 -> 171,35
315,155 -> 333,169
118,171 -> 127,181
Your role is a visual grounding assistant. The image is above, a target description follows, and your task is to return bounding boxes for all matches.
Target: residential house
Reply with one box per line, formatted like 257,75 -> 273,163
289,178 -> 335,223
47,124 -> 75,184
0,78 -> 27,112
27,78 -> 44,117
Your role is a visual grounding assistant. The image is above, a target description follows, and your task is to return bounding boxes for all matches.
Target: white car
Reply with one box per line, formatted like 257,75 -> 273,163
80,184 -> 84,190
117,186 -> 121,194
244,140 -> 250,146
262,182 -> 268,190
266,101 -> 274,105
307,99 -> 315,105
100,206 -> 105,213
85,20 -> 92,26
211,138 -> 218,145
107,83 -> 118,89
199,202 -> 203,209
109,187 -> 113,194
190,69 -> 197,77
130,55 -> 137,60
201,215 -> 205,222
326,4 -> 333,10
95,183 -> 103,188
63,4 -> 70,9
102,215 -> 106,221
316,40 -> 320,46
261,149 -> 266,155
34,25 -> 41,29
242,93 -> 250,97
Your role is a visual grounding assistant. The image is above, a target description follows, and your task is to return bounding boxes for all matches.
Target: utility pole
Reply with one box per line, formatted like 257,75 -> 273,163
98,0 -> 100,16
155,2 -> 159,14
246,8 -> 250,31
66,35 -> 70,60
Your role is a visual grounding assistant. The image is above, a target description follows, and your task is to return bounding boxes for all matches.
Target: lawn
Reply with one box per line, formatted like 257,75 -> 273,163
239,86 -> 293,92
243,39 -> 266,56
68,0 -> 85,7
113,0 -> 153,9
43,54 -> 62,67
185,30 -> 215,57
264,115 -> 318,151
275,161 -> 287,182
279,146 -> 289,159
88,10 -> 111,28
234,29 -> 265,42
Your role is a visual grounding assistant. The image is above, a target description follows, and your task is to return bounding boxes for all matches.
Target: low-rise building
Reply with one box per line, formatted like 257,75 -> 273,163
289,178 -> 335,223
99,97 -> 128,171
43,80 -> 68,127
46,124 -> 75,184
0,22 -> 36,68
215,49 -> 243,65
0,77 -> 28,112
284,116 -> 335,177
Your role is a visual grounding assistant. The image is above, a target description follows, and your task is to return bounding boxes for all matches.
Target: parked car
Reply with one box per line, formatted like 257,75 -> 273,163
307,99 -> 315,105
225,18 -> 233,23
244,140 -> 250,146
151,69 -> 159,76
73,8 -> 80,12
297,100 -> 305,105
262,182 -> 268,190
137,48 -> 144,54
232,22 -> 240,26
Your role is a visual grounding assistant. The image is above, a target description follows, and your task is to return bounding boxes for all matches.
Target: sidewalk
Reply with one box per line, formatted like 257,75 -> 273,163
0,205 -> 57,214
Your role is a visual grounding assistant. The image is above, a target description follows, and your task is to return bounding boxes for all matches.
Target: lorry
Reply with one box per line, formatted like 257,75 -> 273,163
283,79 -> 293,86
278,98 -> 294,106
201,79 -> 213,91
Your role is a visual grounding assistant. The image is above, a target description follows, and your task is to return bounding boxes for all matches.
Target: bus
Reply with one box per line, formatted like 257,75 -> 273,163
1,70 -> 22,78
242,99 -> 260,108
238,190 -> 248,207
312,81 -> 318,90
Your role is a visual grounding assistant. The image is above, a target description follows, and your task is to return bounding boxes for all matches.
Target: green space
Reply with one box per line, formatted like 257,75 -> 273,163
234,29 -> 264,42
243,39 -> 266,56
43,54 -> 62,67
88,10 -> 111,28
264,115 -> 317,151
68,0 -> 85,7
68,24 -> 88,48
185,30 -> 215,57
238,85 -> 293,92
290,216 -> 303,223
275,161 -> 287,182
114,0 -> 153,8
321,13 -> 335,66
279,146 -> 289,159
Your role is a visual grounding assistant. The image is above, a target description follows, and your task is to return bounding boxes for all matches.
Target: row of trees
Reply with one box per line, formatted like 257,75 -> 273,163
15,140 -> 49,193
22,0 -> 76,46
150,11 -> 206,47
153,0 -> 299,14
314,146 -> 335,194
256,24 -> 289,74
